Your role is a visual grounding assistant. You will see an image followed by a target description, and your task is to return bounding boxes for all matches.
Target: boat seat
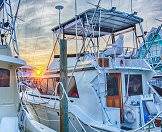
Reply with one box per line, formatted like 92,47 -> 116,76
104,34 -> 124,57
118,48 -> 138,59
0,117 -> 18,132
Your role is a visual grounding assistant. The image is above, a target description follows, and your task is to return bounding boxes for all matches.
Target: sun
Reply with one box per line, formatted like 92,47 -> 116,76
33,67 -> 44,77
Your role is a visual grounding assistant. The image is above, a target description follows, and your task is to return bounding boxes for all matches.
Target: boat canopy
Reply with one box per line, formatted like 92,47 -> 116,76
52,7 -> 143,37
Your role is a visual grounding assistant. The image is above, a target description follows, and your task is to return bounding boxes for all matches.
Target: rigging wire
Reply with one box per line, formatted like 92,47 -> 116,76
46,33 -> 60,69
12,0 -> 22,55
110,0 -> 112,8
130,0 -> 133,13
46,0 -> 63,70
75,0 -> 78,57
130,0 -> 136,49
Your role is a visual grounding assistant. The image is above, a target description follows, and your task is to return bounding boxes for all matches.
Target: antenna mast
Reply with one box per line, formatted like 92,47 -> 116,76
130,0 -> 133,13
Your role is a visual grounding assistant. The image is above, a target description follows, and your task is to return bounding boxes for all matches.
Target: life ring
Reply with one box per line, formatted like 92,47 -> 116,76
124,107 -> 136,124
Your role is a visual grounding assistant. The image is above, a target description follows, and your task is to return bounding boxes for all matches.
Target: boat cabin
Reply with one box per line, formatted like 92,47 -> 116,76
0,45 -> 25,131
90,56 -> 155,129
48,7 -> 159,131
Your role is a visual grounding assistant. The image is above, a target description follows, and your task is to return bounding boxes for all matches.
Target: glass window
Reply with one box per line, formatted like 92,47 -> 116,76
68,76 -> 79,98
35,76 -> 79,98
106,73 -> 121,108
106,74 -> 119,96
125,74 -> 143,96
0,68 -> 10,87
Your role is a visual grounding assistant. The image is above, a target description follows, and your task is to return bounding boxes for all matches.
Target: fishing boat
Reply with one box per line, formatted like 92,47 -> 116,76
0,0 -> 56,131
21,6 -> 162,132
138,25 -> 162,71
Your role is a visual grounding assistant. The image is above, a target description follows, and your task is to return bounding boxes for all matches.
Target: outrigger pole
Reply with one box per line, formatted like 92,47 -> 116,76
55,5 -> 69,132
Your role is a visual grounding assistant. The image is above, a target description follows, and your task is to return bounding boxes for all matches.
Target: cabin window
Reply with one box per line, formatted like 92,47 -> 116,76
98,58 -> 109,67
106,73 -> 122,108
35,76 -> 79,98
0,68 -> 10,87
68,76 -> 79,98
125,74 -> 143,96
106,74 -> 119,96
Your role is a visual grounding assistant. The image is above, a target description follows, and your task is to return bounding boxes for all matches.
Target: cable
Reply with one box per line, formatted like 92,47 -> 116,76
46,33 -> 60,69
69,118 -> 79,132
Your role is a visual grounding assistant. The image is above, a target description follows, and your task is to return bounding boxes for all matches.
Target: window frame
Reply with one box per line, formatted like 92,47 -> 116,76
0,68 -> 10,87
125,74 -> 143,96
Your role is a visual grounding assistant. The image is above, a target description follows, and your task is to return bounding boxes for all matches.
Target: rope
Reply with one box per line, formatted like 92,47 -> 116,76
46,31 -> 60,70
75,114 -> 101,132
75,116 -> 87,132
69,118 -> 79,132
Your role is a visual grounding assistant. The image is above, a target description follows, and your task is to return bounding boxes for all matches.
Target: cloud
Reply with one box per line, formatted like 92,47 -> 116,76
12,0 -> 162,67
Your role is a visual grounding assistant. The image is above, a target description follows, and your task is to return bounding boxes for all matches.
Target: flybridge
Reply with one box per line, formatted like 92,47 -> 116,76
52,7 -> 143,37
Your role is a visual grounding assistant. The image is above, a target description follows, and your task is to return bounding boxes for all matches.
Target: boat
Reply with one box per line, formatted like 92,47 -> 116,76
21,6 -> 162,132
137,25 -> 162,71
0,0 -> 56,131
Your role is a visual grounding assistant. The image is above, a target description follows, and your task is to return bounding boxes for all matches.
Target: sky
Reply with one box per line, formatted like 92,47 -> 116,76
13,0 -> 162,69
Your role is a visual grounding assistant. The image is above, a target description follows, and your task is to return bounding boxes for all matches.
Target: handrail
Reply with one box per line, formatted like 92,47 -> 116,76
75,116 -> 87,132
128,82 -> 162,132
22,81 -> 89,132
130,111 -> 162,132
69,118 -> 79,132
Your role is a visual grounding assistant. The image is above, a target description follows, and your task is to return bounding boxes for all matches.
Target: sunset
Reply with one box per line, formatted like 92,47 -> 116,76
16,0 -> 162,69
0,0 -> 162,131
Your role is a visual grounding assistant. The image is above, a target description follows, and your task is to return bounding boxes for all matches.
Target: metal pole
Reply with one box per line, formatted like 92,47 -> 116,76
59,39 -> 69,132
55,5 -> 64,29
110,0 -> 112,8
111,33 -> 115,43
130,0 -> 133,13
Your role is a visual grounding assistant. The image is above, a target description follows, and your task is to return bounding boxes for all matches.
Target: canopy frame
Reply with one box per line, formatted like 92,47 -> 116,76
49,7 -> 145,68
52,7 -> 143,37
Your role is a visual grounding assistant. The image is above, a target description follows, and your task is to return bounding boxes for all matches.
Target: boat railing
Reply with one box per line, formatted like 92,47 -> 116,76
147,82 -> 161,102
144,38 -> 162,44
130,111 -> 162,132
126,83 -> 162,132
22,81 -> 93,132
